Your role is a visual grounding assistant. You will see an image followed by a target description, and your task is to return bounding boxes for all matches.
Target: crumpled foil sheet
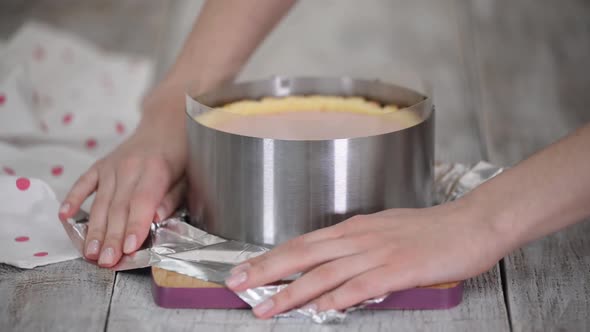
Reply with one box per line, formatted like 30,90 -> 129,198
62,161 -> 503,324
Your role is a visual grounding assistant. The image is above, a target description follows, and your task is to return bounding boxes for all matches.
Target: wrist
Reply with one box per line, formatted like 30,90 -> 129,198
459,187 -> 526,257
133,82 -> 187,140
141,78 -> 186,112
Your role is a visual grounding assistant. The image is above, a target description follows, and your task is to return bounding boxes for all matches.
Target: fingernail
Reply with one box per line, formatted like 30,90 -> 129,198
253,299 -> 274,316
98,247 -> 115,266
123,234 -> 137,254
59,202 -> 70,215
225,271 -> 247,288
155,206 -> 166,222
300,303 -> 318,313
86,239 -> 100,256
230,263 -> 251,275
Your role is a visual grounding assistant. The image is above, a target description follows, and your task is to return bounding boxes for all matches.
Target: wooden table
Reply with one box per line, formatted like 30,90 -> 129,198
1,1 -> 588,331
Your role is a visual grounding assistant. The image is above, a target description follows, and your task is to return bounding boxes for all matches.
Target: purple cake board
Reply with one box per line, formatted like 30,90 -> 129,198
152,276 -> 464,310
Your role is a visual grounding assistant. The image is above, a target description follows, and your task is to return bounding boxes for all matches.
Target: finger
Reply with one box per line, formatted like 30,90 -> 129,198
241,215 -> 382,269
372,208 -> 415,218
226,232 -> 382,292
123,158 -> 172,254
251,251 -> 381,318
313,264 -> 417,312
59,166 -> 99,221
99,160 -> 142,265
84,170 -> 116,260
241,218 -> 357,268
154,177 -> 186,222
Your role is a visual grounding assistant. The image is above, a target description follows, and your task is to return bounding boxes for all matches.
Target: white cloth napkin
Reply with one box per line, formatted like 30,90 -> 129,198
0,175 -> 80,268
0,22 -> 154,268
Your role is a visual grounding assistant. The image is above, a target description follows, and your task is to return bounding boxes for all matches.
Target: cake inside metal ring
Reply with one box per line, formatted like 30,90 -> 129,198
195,95 -> 422,140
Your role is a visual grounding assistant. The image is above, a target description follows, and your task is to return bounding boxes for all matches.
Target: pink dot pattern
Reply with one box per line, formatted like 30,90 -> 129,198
16,177 -> 30,191
86,138 -> 97,149
51,165 -> 63,176
40,121 -> 48,132
116,122 -> 125,135
33,45 -> 45,61
3,166 -> 15,176
62,113 -> 73,125
0,39 -> 151,264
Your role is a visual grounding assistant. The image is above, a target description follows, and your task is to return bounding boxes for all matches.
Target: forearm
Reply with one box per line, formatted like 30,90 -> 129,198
162,0 -> 295,94
139,0 -> 295,133
467,123 -> 590,252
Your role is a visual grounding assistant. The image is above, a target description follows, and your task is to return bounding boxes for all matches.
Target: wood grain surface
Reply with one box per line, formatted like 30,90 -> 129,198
0,259 -> 115,332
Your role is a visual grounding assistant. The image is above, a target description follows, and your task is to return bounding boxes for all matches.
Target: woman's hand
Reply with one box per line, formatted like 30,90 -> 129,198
58,87 -> 187,268
226,123 -> 590,319
225,199 -> 507,318
55,0 -> 299,269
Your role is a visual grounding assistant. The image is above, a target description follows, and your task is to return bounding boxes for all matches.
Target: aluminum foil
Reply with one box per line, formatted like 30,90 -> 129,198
63,210 -> 267,282
238,285 -> 386,324
434,161 -> 504,203
61,161 -> 503,324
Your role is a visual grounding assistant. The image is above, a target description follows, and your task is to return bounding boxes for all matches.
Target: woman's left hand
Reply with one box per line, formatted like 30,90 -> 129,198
225,199 -> 508,319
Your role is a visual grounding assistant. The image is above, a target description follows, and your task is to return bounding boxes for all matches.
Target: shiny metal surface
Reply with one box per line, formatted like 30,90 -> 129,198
185,77 -> 434,245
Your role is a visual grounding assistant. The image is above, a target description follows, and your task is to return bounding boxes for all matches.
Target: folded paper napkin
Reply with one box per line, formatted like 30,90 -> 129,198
0,22 -> 153,268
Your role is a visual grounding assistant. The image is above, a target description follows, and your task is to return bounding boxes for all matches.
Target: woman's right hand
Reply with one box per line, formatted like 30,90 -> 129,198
58,87 -> 188,268
55,0 -> 298,268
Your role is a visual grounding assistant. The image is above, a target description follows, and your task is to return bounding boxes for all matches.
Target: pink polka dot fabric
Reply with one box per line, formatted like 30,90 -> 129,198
0,176 -> 80,268
16,177 -> 31,190
0,22 -> 154,268
0,22 -> 153,156
0,21 -> 153,204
